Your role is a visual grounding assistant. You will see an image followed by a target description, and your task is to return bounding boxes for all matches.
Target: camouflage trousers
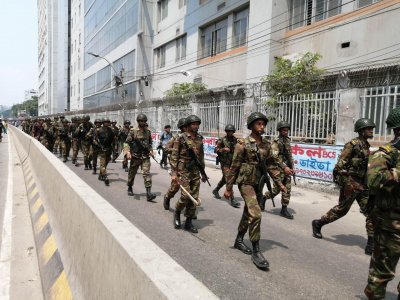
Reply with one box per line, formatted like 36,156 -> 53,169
264,172 -> 291,206
165,178 -> 180,200
81,142 -> 93,165
41,138 -> 52,151
99,150 -> 112,176
175,172 -> 200,218
238,184 -> 262,242
128,157 -> 152,188
320,181 -> 374,236
60,139 -> 71,159
112,142 -> 119,162
365,227 -> 400,299
92,147 -> 100,169
215,165 -> 230,190
72,138 -> 81,161
54,136 -> 61,153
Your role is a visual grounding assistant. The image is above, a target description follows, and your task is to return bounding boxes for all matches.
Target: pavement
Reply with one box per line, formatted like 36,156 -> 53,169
54,152 -> 399,300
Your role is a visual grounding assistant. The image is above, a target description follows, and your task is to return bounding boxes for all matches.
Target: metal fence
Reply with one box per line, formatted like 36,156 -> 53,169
361,85 -> 400,143
256,91 -> 338,143
162,104 -> 192,134
199,99 -> 245,137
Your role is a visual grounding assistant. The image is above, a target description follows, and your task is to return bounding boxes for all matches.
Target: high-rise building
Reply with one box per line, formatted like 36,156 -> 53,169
37,0 -> 70,115
25,89 -> 38,101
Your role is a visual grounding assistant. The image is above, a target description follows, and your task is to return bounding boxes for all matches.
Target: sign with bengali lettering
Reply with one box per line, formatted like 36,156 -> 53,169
291,143 -> 343,182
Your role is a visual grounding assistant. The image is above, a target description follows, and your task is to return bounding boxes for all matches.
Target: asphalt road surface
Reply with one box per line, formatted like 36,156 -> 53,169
61,153 -> 399,300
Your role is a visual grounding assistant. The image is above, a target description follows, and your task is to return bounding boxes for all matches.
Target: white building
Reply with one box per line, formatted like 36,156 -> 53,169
70,0 -> 84,111
37,0 -> 70,115
24,89 -> 38,101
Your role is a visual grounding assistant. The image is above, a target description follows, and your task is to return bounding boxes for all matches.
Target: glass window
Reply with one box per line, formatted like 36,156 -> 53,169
96,65 -> 111,92
113,50 -> 136,82
233,8 -> 249,48
176,35 -> 187,62
159,0 -> 168,21
358,0 -> 381,7
155,46 -> 166,69
315,0 -> 342,22
179,0 -> 187,8
200,18 -> 228,58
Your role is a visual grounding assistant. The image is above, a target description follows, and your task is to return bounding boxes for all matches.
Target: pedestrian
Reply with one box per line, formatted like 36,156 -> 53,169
170,115 -> 207,233
262,121 -> 295,219
158,125 -> 172,168
364,107 -> 400,299
212,124 -> 241,208
124,114 -> 156,201
312,118 -> 376,255
223,112 -> 283,269
163,117 -> 187,210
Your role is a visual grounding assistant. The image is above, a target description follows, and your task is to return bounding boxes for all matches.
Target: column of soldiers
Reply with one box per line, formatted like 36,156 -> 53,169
19,107 -> 400,297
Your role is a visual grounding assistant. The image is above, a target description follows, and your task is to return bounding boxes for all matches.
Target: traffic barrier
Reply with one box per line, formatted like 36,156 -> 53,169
10,126 -> 218,300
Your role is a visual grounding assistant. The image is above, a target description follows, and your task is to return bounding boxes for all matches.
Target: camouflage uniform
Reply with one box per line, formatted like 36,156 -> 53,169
124,127 -> 153,188
97,123 -> 115,183
86,121 -> 102,174
214,135 -> 237,190
364,140 -> 400,299
319,137 -> 373,236
164,133 -> 182,200
76,119 -> 94,169
59,121 -> 71,162
226,136 -> 280,242
70,118 -> 81,165
118,124 -> 131,170
40,120 -> 56,151
264,136 -> 293,206
111,123 -> 120,162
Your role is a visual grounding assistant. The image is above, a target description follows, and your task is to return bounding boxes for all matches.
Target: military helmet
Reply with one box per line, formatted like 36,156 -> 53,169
177,118 -> 187,129
136,114 -> 148,121
62,119 -> 68,123
84,115 -> 90,121
225,124 -> 236,132
247,112 -> 268,129
60,115 -> 65,119
185,115 -> 201,125
124,120 -> 131,125
71,116 -> 76,122
277,121 -> 291,131
111,120 -> 116,124
94,118 -> 102,124
103,117 -> 110,123
386,107 -> 400,129
354,118 -> 376,132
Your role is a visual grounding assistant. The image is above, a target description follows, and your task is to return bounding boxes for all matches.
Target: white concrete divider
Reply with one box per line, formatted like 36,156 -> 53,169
10,126 -> 218,300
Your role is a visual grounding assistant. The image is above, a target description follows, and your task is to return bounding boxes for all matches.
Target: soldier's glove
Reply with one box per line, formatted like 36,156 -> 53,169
391,168 -> 400,183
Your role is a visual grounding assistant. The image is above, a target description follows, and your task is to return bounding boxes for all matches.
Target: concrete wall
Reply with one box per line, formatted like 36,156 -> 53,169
10,126 -> 218,300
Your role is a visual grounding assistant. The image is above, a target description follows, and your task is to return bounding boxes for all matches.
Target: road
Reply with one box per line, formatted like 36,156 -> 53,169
61,154 -> 399,300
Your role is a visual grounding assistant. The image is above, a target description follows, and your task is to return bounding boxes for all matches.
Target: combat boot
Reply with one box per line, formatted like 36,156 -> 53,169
259,196 -> 267,211
163,195 -> 171,210
184,218 -> 198,233
365,236 -> 374,255
251,241 -> 269,269
231,198 -> 241,208
146,187 -> 156,201
88,161 -> 92,170
212,188 -> 222,199
174,210 -> 181,229
84,159 -> 89,170
72,158 -> 76,164
312,219 -> 324,239
92,165 -> 97,174
127,186 -> 134,196
280,205 -> 294,219
234,231 -> 252,255
104,176 -> 110,186
63,157 -> 67,163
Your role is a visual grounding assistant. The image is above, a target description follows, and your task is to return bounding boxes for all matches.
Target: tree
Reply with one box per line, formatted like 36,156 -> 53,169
262,52 -> 325,102
165,82 -> 207,97
11,96 -> 38,117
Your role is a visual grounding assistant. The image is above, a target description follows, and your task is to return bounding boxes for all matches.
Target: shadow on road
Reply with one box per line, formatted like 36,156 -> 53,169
355,291 -> 398,299
324,234 -> 366,250
267,207 -> 296,216
259,239 -> 289,251
194,218 -> 214,229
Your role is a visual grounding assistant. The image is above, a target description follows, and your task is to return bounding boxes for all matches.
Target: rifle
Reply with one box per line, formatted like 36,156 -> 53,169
393,137 -> 400,150
255,146 -> 275,208
283,143 -> 296,185
182,135 -> 211,187
131,136 -> 159,164
93,127 -> 105,151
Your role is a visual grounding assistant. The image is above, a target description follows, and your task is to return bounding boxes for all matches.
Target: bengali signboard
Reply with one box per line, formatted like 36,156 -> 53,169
291,144 -> 342,182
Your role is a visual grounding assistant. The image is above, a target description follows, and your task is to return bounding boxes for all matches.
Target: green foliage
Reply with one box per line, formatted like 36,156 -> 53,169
165,82 -> 207,97
262,52 -> 325,101
11,96 -> 38,117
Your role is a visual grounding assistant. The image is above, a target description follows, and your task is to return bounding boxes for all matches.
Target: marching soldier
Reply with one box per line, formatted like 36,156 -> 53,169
119,120 -> 131,172
124,114 -> 156,201
40,118 -> 56,152
111,120 -> 120,163
163,117 -> 187,210
262,121 -> 295,219
312,118 -> 376,255
87,119 -> 102,175
364,107 -> 400,299
97,118 -> 115,186
223,112 -> 282,269
212,124 -> 241,208
53,116 -> 60,154
59,119 -> 71,162
170,115 -> 206,233
77,115 -> 94,170
70,116 -> 81,166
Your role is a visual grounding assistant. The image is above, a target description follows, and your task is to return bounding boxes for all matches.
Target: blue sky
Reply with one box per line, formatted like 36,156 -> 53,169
0,1 -> 38,108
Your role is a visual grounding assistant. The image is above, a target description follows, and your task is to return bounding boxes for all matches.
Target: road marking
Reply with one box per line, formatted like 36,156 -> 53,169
40,235 -> 57,266
49,272 -> 72,300
34,212 -> 49,235
30,187 -> 38,198
32,198 -> 43,215
0,137 -> 14,299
